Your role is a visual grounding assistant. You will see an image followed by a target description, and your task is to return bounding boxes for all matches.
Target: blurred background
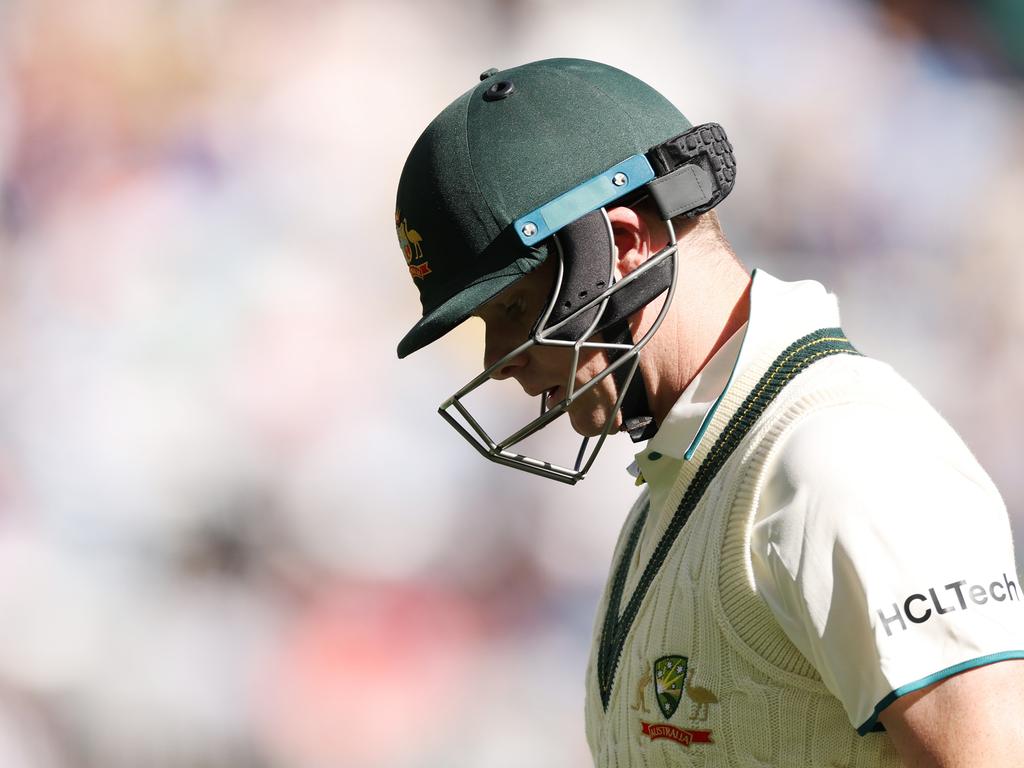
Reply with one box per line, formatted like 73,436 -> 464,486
0,0 -> 1021,766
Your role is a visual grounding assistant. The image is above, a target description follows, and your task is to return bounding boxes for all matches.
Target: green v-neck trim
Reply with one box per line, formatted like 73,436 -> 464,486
596,328 -> 859,710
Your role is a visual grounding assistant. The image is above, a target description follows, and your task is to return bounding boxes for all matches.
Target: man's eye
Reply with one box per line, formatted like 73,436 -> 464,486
505,297 -> 525,318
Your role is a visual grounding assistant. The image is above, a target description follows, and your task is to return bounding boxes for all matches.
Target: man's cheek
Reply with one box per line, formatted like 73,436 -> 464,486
566,390 -> 621,436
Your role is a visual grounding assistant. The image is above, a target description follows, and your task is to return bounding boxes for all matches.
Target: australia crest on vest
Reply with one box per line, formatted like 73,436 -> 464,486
633,654 -> 716,748
655,655 -> 687,718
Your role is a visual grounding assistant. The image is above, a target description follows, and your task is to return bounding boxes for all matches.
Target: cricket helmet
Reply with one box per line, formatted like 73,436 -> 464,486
395,58 -> 735,483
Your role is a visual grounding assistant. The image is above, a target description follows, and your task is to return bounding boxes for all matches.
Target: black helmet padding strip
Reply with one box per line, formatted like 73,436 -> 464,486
544,210 -> 616,341
645,123 -> 736,221
546,210 -> 675,342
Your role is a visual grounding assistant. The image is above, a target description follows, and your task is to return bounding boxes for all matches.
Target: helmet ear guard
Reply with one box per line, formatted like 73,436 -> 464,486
540,122 -> 736,341
542,211 -> 617,342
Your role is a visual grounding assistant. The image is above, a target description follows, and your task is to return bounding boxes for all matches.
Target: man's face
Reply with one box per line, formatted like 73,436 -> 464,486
475,256 -> 622,437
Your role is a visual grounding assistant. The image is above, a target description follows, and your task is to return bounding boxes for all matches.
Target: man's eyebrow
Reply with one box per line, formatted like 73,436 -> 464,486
477,291 -> 511,315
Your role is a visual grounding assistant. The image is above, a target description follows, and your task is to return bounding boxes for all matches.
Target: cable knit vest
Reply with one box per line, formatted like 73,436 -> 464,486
584,329 -> 904,767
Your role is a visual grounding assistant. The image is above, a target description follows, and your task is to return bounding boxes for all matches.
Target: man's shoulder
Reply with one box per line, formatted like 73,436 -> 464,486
776,347 -> 950,432
766,351 -> 1002,516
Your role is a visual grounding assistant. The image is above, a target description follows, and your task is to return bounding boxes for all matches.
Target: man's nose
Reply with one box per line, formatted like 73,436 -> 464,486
483,332 -> 528,380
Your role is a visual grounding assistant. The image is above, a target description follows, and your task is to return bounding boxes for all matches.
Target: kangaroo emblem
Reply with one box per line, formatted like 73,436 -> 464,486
395,210 -> 430,279
631,666 -> 652,712
685,680 -> 719,722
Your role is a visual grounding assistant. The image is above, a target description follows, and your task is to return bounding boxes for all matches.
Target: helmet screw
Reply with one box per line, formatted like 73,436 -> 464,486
612,172 -> 628,187
521,222 -> 538,238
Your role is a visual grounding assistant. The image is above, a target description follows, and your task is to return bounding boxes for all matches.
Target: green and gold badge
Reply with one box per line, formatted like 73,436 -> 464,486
654,655 -> 688,719
395,210 -> 430,280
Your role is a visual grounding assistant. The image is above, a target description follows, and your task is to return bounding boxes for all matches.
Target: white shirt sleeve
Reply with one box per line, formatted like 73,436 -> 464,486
750,400 -> 1024,733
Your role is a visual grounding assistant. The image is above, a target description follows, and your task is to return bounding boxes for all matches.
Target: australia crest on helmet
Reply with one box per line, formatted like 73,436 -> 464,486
395,209 -> 430,280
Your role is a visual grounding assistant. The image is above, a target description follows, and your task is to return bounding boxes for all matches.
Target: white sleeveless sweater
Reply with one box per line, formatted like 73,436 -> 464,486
584,329 -> 905,767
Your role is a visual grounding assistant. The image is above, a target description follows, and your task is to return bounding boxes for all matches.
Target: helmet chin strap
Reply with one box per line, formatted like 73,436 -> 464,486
592,220 -> 676,444
547,208 -> 675,444
604,322 -> 659,442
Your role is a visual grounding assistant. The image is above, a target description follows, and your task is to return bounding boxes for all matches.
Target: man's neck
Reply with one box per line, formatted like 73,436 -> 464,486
640,261 -> 752,428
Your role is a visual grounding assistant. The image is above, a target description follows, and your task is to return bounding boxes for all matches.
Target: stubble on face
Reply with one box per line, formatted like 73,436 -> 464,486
555,344 -> 624,438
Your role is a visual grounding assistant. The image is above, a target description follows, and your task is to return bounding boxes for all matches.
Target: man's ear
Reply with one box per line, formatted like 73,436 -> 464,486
606,205 -> 652,279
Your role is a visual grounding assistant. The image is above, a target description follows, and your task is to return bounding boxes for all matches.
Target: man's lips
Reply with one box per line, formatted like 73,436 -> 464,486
523,383 -> 573,408
544,385 -> 565,407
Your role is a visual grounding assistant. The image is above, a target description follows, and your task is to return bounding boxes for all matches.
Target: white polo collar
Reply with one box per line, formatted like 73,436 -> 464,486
630,269 -> 842,512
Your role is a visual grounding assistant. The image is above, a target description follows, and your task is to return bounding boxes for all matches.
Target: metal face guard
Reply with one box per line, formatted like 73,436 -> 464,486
438,213 -> 678,484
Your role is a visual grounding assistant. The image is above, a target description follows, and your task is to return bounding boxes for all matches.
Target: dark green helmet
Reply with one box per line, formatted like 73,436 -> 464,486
395,58 -> 735,483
